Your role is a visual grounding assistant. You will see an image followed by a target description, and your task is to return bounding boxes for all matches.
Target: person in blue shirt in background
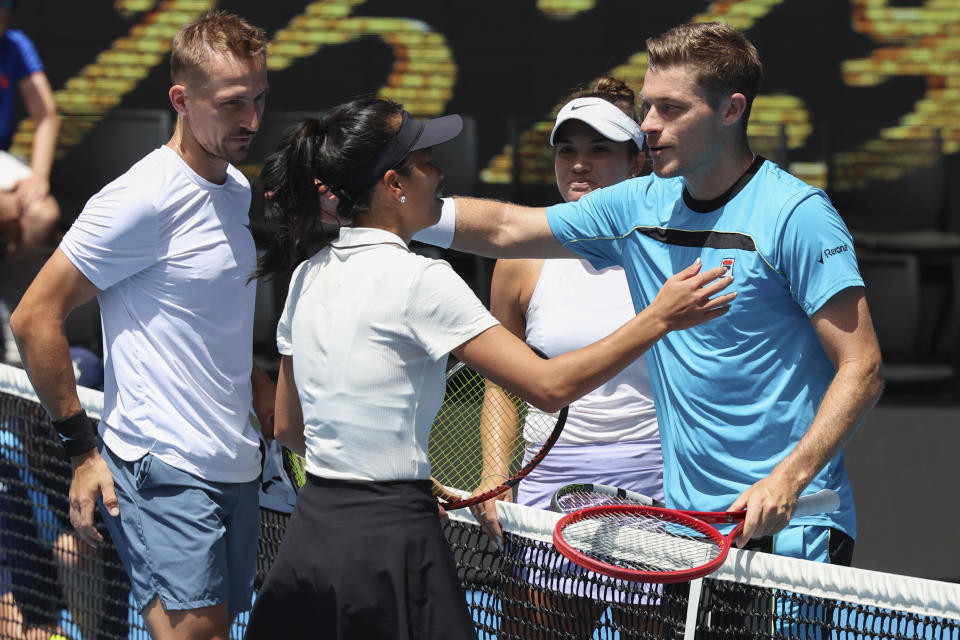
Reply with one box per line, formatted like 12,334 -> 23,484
0,0 -> 62,368
0,0 -> 60,251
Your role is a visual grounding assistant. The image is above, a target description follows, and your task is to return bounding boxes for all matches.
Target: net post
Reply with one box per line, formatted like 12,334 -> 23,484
683,577 -> 704,640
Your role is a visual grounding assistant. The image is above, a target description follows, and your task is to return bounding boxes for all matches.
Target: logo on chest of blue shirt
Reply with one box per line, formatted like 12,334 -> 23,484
816,243 -> 850,264
720,257 -> 735,277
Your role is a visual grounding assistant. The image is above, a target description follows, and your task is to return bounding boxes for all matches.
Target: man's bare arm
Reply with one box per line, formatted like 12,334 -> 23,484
10,249 -> 100,419
10,249 -> 120,547
731,287 -> 883,544
450,197 -> 578,259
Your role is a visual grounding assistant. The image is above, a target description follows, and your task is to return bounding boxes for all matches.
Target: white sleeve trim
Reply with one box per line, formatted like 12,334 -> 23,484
412,197 -> 456,248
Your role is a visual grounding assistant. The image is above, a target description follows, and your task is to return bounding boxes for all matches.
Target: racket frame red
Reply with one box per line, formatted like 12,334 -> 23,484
552,488 -> 838,582
552,503 -> 740,583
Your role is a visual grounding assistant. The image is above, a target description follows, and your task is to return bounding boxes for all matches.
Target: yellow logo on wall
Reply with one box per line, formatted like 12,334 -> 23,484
9,0 -> 956,197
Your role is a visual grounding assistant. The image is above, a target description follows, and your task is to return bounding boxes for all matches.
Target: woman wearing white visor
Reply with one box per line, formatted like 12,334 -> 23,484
471,77 -> 661,638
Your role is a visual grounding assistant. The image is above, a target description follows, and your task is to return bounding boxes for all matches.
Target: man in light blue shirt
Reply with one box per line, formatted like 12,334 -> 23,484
417,22 -> 882,564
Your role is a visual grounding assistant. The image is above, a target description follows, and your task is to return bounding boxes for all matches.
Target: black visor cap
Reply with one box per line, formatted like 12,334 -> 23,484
337,112 -> 463,200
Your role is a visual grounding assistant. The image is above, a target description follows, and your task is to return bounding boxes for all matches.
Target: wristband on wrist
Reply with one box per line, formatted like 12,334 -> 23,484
53,410 -> 98,458
411,197 -> 456,248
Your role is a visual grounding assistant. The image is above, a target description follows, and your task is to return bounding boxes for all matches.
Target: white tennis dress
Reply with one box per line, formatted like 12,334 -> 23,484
525,258 -> 658,444
519,257 -> 663,508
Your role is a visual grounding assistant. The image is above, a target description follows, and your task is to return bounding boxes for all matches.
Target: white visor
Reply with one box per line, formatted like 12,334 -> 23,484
549,97 -> 644,150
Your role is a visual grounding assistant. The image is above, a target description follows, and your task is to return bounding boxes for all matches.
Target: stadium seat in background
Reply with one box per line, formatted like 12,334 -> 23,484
827,124 -> 960,387
858,252 -> 958,387
827,126 -> 947,235
51,109 -> 173,224
431,115 -> 478,200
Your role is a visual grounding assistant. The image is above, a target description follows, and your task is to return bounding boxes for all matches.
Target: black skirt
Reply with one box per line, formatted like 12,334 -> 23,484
244,474 -> 475,640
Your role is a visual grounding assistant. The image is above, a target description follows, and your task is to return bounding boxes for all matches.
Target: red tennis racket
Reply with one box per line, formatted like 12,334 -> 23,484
553,489 -> 839,583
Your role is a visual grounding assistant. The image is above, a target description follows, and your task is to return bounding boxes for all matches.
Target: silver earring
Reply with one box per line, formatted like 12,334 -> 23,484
400,196 -> 406,204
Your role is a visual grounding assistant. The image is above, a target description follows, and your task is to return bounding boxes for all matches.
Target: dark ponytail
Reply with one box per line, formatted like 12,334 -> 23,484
253,118 -> 330,281
253,96 -> 414,281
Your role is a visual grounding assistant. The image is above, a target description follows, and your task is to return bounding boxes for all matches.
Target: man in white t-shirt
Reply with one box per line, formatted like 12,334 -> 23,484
10,11 -> 274,640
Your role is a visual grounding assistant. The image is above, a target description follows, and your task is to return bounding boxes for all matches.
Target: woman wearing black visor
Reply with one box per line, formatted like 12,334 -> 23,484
243,96 -> 734,640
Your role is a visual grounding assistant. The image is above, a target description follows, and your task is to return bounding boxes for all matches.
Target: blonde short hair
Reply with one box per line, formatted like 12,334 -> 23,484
170,10 -> 267,84
646,22 -> 762,127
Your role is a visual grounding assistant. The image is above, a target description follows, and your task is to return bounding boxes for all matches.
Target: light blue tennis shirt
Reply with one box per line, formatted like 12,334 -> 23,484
546,159 -> 862,539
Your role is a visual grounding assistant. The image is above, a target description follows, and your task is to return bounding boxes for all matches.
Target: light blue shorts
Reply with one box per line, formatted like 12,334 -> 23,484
99,443 -> 259,618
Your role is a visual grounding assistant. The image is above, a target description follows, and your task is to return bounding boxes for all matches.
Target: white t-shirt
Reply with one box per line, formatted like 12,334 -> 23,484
277,226 -> 499,482
60,146 -> 260,483
525,258 -> 658,445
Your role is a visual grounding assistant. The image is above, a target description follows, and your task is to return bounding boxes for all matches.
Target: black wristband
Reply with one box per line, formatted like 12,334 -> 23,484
53,410 -> 98,458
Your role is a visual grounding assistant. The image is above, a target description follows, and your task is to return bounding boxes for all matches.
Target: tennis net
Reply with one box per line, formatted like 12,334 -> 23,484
1,362 -> 958,639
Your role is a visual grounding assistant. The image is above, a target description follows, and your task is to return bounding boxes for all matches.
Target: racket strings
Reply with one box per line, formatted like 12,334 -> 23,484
282,448 -> 306,489
428,367 -> 528,492
522,405 -> 563,444
561,512 -> 723,573
555,490 -> 642,512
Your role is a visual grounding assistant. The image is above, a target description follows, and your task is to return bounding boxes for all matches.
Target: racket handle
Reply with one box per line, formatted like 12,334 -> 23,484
793,489 -> 840,518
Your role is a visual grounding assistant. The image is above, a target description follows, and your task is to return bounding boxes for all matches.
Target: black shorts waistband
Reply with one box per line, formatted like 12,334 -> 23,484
298,473 -> 440,520
306,472 -> 432,491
